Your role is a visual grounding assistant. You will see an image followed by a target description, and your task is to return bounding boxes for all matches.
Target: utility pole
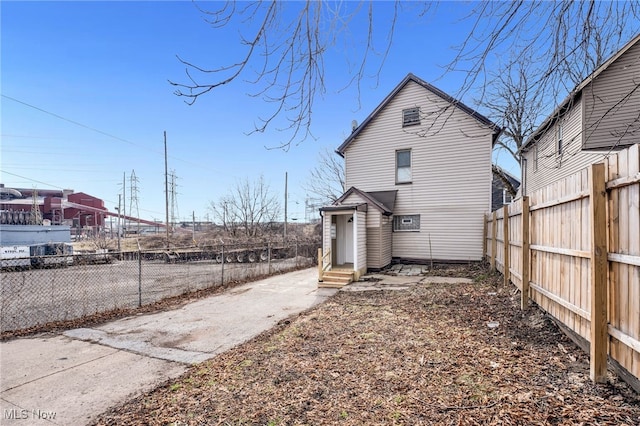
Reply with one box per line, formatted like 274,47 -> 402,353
284,171 -> 288,242
164,131 -> 169,250
122,172 -> 126,234
192,211 -> 196,243
117,194 -> 121,253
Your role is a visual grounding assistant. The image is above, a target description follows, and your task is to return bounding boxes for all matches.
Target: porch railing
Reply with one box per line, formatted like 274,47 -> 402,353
317,248 -> 331,281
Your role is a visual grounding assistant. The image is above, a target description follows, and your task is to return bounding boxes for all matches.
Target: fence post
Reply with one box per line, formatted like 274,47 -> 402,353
503,205 -> 510,286
589,162 -> 608,383
521,196 -> 530,310
490,210 -> 497,270
295,239 -> 298,267
318,247 -> 323,281
268,241 -> 272,274
221,243 -> 225,285
138,250 -> 142,307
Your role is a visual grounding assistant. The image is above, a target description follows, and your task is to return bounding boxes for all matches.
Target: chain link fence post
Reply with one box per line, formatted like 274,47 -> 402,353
221,242 -> 225,285
138,249 -> 142,307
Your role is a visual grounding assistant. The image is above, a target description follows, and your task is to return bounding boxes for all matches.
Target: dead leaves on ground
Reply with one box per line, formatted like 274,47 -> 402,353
95,266 -> 640,425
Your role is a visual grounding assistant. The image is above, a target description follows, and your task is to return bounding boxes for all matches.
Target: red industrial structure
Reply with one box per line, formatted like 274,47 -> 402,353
0,185 -> 164,236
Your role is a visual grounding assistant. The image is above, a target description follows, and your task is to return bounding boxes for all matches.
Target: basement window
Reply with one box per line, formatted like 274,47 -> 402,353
402,107 -> 420,127
393,214 -> 420,232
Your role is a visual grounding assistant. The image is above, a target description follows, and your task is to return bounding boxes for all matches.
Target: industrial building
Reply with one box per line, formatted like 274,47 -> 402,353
0,185 -> 107,229
0,184 -> 164,239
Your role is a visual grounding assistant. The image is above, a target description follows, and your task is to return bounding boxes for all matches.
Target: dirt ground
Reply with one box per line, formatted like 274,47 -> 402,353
94,264 -> 640,425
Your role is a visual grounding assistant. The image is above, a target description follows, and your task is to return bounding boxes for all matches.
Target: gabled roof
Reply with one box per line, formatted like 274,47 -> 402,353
522,33 -> 640,152
332,187 -> 397,216
336,73 -> 502,156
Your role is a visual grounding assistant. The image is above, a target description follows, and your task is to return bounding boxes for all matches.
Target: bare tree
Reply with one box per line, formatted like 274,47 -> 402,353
209,175 -> 281,238
303,147 -> 345,203
171,1 -> 639,151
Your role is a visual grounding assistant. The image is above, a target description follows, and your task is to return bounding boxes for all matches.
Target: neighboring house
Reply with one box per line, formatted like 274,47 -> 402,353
319,73 -> 501,283
491,167 -> 520,212
520,33 -> 640,195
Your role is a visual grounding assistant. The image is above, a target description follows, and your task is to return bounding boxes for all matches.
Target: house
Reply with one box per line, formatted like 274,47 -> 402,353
491,166 -> 520,212
319,73 -> 501,285
520,33 -> 640,195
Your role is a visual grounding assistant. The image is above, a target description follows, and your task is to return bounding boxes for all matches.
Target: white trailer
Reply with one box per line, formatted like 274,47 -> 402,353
0,245 -> 31,268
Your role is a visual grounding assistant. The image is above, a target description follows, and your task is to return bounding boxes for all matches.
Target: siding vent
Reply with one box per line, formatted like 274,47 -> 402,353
393,214 -> 420,231
402,107 -> 420,127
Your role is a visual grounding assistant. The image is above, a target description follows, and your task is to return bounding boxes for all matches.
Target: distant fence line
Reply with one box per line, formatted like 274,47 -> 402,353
485,143 -> 640,392
1,240 -> 319,334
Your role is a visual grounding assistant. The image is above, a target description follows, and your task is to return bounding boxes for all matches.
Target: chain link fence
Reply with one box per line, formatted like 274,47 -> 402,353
1,240 -> 319,334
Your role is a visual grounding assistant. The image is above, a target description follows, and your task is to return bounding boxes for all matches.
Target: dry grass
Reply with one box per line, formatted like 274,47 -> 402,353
95,265 -> 640,425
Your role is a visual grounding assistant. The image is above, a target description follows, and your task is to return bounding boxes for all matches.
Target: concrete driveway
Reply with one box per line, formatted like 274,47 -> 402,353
0,268 -> 337,425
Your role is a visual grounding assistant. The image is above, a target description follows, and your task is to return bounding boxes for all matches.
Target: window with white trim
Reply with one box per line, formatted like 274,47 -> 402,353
393,214 -> 420,232
396,149 -> 412,183
557,124 -> 563,154
503,188 -> 513,205
402,107 -> 420,127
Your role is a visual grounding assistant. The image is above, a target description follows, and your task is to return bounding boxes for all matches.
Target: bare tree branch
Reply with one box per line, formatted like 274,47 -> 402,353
303,148 -> 345,203
208,175 -> 281,238
171,0 -> 640,151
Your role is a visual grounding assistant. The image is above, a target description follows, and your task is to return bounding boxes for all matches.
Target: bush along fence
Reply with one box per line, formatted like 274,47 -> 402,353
484,143 -> 640,392
0,240 -> 319,335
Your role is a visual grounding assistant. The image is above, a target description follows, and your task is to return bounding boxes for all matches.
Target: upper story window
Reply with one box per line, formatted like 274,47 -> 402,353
396,149 -> 412,183
557,124 -> 563,155
402,107 -> 420,127
503,188 -> 513,205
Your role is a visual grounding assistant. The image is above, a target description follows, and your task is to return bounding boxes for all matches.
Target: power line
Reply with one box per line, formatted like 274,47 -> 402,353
2,94 -> 216,171
2,94 -> 139,147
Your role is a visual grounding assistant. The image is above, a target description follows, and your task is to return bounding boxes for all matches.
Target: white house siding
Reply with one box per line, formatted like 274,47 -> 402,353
344,81 -> 494,261
341,191 -> 392,269
380,219 -> 392,266
583,40 -> 640,150
355,210 -> 367,279
322,212 -> 332,268
366,227 -> 382,269
523,97 -> 607,195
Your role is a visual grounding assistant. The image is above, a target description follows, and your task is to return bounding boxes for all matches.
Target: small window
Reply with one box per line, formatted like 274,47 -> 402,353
396,149 -> 412,183
402,107 -> 420,127
534,145 -> 539,171
557,124 -> 563,154
393,214 -> 420,232
503,188 -> 513,205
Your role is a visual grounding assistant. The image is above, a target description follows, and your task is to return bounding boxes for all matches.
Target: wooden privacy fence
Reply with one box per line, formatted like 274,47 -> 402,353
485,143 -> 639,390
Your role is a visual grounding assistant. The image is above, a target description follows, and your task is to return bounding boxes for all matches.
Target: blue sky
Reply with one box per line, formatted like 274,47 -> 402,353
2,1 -> 515,222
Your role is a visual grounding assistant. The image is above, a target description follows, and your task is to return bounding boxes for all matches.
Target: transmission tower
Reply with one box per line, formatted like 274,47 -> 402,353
30,188 -> 43,225
129,170 -> 141,234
